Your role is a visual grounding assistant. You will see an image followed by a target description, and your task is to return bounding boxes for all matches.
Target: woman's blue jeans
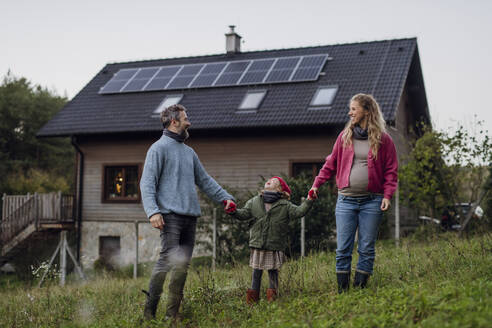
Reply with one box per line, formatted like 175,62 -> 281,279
335,194 -> 383,275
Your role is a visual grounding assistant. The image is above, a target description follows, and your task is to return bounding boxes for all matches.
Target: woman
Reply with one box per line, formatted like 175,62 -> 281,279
308,94 -> 398,293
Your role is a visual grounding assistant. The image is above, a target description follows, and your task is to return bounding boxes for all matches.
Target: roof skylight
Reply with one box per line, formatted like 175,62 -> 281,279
238,90 -> 267,112
153,95 -> 183,114
310,86 -> 338,107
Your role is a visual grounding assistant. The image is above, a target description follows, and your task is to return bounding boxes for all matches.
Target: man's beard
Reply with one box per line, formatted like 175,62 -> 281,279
179,128 -> 189,140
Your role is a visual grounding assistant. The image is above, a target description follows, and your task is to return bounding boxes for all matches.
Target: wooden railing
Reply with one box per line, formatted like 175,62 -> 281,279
0,192 -> 75,246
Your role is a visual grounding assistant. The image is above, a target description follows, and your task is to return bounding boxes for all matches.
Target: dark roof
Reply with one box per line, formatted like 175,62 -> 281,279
38,38 -> 422,137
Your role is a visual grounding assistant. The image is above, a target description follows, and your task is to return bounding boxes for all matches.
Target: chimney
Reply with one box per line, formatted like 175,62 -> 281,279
225,25 -> 241,54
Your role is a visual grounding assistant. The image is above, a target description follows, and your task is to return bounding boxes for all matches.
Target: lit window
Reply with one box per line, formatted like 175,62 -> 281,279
153,95 -> 183,114
310,86 -> 338,106
103,165 -> 140,202
238,90 -> 267,111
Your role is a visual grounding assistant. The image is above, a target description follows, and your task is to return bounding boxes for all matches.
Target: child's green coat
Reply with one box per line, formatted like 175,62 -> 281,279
232,195 -> 313,251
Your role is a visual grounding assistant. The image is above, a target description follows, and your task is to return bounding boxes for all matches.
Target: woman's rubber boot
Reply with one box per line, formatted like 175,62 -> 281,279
246,289 -> 260,305
353,271 -> 370,288
337,272 -> 350,294
266,288 -> 277,302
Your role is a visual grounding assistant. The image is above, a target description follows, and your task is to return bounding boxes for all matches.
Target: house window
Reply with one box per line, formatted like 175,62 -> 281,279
238,90 -> 267,112
103,165 -> 140,202
291,162 -> 324,178
153,94 -> 183,115
99,236 -> 121,268
310,86 -> 338,107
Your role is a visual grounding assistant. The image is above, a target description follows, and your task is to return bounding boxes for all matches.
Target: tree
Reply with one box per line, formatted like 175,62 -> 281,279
399,127 -> 453,219
399,120 -> 491,229
0,72 -> 73,197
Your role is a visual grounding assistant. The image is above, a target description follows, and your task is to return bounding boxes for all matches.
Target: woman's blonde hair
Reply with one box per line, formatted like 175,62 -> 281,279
342,94 -> 386,159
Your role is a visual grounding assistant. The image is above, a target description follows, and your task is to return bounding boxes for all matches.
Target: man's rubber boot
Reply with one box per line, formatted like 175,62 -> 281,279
143,271 -> 167,320
165,268 -> 188,319
142,290 -> 159,320
337,272 -> 350,294
353,271 -> 370,288
246,289 -> 260,305
165,292 -> 183,320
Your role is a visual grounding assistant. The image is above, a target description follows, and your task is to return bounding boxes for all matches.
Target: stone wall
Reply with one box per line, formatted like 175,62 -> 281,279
80,221 -> 162,269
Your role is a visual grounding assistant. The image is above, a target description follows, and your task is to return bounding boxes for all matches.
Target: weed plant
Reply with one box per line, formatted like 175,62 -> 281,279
1,233 -> 491,327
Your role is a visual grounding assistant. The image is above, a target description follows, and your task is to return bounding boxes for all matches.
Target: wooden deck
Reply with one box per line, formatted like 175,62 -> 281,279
0,192 -> 75,261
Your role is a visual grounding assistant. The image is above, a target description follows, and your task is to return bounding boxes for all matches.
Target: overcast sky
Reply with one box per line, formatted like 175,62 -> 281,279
2,0 -> 491,132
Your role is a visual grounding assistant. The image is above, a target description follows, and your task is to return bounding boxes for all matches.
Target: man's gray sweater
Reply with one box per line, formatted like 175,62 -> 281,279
140,134 -> 233,218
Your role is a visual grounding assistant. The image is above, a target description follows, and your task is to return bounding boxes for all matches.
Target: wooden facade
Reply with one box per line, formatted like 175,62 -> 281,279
77,131 -> 339,223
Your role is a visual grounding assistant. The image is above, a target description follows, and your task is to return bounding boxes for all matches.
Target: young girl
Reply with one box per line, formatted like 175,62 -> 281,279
226,176 -> 313,304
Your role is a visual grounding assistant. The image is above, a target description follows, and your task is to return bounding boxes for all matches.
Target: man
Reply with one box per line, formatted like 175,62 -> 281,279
140,104 -> 235,320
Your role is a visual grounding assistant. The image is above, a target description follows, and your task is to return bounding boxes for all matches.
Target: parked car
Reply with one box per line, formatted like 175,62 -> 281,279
454,203 -> 484,220
418,203 -> 483,231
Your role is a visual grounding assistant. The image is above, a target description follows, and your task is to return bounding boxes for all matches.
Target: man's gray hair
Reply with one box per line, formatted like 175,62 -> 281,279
161,104 -> 186,128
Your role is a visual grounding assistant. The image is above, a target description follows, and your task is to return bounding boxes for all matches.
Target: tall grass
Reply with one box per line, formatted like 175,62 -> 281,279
1,233 -> 491,327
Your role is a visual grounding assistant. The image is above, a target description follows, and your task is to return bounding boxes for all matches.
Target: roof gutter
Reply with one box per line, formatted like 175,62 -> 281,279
71,136 -> 84,262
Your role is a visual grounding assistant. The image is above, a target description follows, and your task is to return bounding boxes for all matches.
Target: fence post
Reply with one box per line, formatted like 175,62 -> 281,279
34,192 -> 39,229
60,231 -> 67,286
212,208 -> 217,272
395,186 -> 400,246
301,197 -> 305,258
2,193 -> 6,221
57,191 -> 62,221
134,221 -> 139,279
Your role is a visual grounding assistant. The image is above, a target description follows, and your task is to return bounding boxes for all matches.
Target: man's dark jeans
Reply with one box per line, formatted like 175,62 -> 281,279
146,213 -> 197,315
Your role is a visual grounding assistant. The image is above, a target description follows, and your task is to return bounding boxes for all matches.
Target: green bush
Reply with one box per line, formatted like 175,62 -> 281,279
198,174 -> 337,264
279,173 -> 337,257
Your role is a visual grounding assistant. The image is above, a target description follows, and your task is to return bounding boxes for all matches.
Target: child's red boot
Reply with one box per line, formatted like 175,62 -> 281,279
266,288 -> 277,302
246,289 -> 259,305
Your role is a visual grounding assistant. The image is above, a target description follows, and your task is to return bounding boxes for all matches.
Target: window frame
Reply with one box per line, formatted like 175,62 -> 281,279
101,163 -> 142,203
309,85 -> 338,108
289,160 -> 325,178
237,89 -> 267,112
99,236 -> 121,266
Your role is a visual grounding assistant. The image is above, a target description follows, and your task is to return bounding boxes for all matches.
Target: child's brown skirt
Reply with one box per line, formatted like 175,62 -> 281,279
249,248 -> 285,270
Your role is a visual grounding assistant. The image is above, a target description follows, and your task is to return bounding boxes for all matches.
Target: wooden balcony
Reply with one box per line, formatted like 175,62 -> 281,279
0,192 -> 75,263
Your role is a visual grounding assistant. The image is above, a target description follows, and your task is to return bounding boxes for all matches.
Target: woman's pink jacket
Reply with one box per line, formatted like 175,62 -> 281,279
312,131 -> 398,200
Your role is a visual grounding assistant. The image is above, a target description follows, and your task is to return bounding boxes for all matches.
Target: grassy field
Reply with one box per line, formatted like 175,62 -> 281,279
1,232 -> 491,327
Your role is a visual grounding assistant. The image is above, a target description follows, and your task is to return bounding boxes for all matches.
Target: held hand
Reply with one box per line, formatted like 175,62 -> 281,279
223,200 -> 237,214
308,188 -> 318,200
381,198 -> 391,211
150,213 -> 165,230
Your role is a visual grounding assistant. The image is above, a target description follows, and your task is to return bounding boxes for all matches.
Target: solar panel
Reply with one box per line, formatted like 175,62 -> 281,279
167,64 -> 204,89
99,54 -> 329,94
291,55 -> 328,81
99,68 -> 138,93
121,67 -> 160,92
144,66 -> 182,91
214,61 -> 250,86
238,59 -> 274,84
190,62 -> 227,87
264,57 -> 300,83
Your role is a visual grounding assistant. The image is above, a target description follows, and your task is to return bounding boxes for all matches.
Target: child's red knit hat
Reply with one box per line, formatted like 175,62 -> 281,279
273,176 -> 291,195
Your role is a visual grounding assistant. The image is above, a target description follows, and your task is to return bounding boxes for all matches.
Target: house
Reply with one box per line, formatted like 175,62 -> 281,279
37,27 -> 430,269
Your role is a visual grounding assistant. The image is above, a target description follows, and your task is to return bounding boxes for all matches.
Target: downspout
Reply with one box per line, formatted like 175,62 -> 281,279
71,136 -> 84,262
